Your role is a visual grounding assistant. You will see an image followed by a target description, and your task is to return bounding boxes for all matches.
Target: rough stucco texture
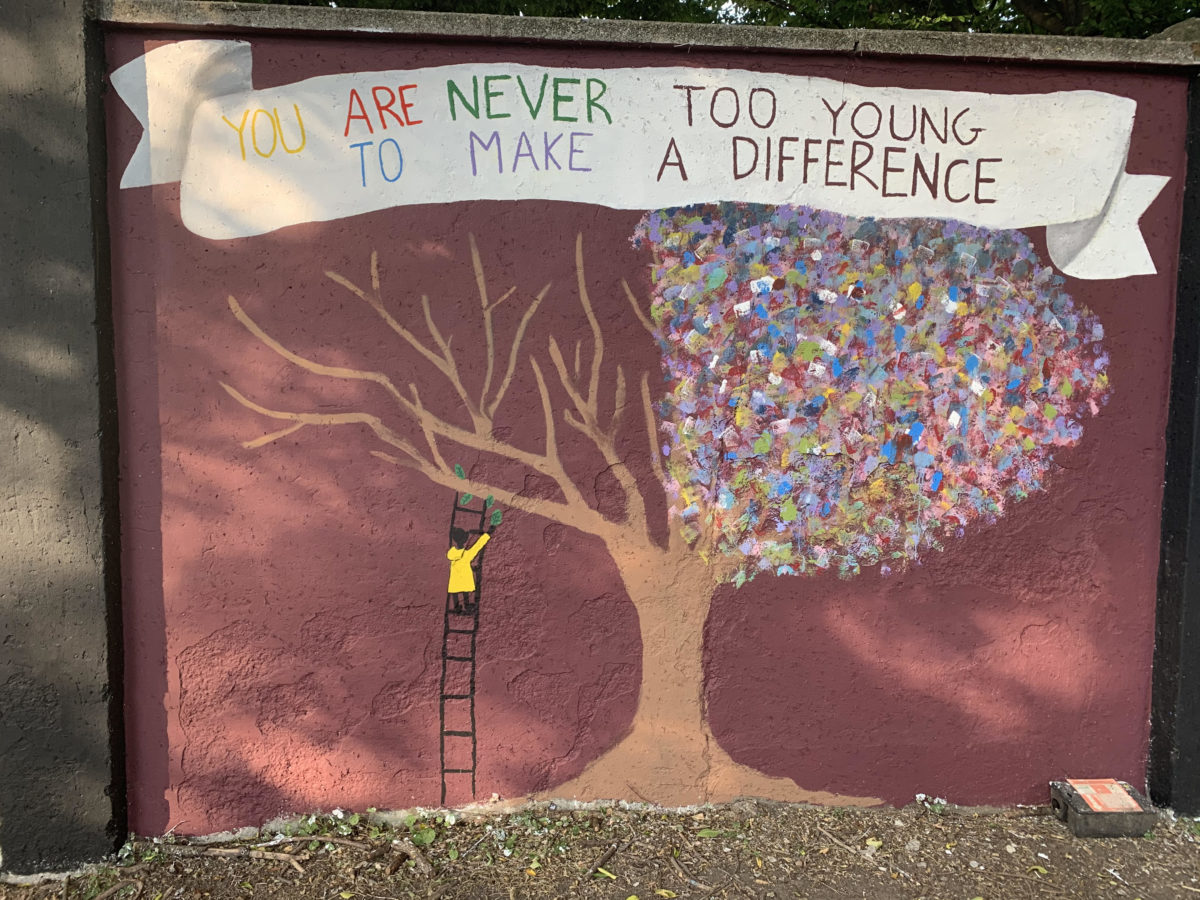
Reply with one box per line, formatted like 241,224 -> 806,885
0,0 -> 119,874
106,29 -> 1187,835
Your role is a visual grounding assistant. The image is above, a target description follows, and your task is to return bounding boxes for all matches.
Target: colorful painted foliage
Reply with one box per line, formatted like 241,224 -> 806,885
634,204 -> 1111,584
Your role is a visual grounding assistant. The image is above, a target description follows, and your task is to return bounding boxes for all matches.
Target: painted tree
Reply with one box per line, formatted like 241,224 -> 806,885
222,202 -> 1110,805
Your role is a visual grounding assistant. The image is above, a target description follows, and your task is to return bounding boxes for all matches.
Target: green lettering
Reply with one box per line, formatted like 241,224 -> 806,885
552,77 -> 580,122
484,74 -> 511,119
585,78 -> 611,124
517,73 -> 549,119
446,76 -> 480,121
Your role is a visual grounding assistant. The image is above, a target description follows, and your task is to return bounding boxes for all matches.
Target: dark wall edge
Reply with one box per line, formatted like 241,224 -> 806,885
89,6 -> 130,858
1151,73 -> 1200,816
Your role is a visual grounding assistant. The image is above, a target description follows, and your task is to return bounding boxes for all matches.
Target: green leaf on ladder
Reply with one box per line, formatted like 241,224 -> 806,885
454,464 -> 465,479
461,493 -> 474,504
484,495 -> 494,508
490,509 -> 503,526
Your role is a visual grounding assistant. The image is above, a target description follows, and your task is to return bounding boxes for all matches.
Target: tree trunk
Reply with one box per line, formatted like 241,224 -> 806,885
544,541 -> 881,807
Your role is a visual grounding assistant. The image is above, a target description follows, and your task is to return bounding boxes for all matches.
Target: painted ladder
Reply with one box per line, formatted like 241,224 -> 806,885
438,491 -> 491,806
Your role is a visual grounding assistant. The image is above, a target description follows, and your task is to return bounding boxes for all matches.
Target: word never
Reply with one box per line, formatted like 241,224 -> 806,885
447,73 -> 612,124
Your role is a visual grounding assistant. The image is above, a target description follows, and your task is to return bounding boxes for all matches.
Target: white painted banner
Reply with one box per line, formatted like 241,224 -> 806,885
112,40 -> 1169,279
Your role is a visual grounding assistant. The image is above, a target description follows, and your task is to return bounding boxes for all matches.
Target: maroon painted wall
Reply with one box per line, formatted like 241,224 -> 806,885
106,27 -> 1187,834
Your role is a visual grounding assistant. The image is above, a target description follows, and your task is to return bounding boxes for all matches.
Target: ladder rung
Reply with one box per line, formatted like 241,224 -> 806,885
443,729 -> 473,737
447,627 -> 475,634
442,768 -> 473,774
454,506 -> 482,513
441,694 -> 471,701
445,655 -> 474,662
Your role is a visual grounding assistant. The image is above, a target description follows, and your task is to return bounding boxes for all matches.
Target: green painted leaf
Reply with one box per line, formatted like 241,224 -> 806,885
461,493 -> 473,504
781,498 -> 798,522
454,464 -> 465,479
490,509 -> 503,526
485,495 -> 494,508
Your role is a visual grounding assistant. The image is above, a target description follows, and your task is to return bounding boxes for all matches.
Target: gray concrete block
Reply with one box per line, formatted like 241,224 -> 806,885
1049,781 -> 1160,838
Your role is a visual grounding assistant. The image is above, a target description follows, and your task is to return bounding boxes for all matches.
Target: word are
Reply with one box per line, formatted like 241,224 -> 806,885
468,130 -> 593,175
343,84 -> 422,137
447,73 -> 612,124
222,105 -> 307,160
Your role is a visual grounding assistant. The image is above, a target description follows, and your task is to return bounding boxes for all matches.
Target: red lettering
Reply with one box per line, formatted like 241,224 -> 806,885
371,86 -> 405,129
397,84 -> 421,125
344,88 -> 373,137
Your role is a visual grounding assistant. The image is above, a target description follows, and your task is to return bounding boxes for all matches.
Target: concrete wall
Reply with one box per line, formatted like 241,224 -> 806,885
0,0 -> 123,876
5,0 -> 1200,871
101,17 -> 1189,836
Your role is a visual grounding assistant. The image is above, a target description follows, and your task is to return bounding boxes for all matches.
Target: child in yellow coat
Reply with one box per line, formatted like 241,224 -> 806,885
447,527 -> 492,612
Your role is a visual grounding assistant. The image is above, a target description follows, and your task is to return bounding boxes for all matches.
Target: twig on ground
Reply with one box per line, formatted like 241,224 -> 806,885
159,844 -> 306,874
668,853 -> 715,892
390,837 -> 433,877
92,880 -> 143,900
984,870 -> 1067,894
582,839 -> 632,880
815,825 -> 865,859
310,835 -> 370,850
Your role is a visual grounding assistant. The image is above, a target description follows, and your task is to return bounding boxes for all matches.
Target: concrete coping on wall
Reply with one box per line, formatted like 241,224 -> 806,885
95,0 -> 1200,70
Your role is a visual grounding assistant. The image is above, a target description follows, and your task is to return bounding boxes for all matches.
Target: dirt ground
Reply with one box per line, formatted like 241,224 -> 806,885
4,799 -> 1199,900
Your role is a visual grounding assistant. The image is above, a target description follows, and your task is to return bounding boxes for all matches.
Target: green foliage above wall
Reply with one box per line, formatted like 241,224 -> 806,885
214,0 -> 1197,39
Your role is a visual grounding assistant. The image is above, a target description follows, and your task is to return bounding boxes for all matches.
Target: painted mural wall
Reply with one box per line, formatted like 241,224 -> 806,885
105,26 -> 1187,835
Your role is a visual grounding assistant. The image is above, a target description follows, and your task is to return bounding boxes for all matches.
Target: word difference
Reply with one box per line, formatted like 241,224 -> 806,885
729,136 -> 1002,203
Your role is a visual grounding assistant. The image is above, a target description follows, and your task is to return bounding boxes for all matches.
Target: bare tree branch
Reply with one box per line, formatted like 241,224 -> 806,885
224,381 -> 606,534
326,260 -> 445,374
409,384 -> 450,473
221,381 -> 424,462
574,233 -> 605,409
227,292 -> 557,478
228,295 -> 408,408
641,373 -> 686,556
485,282 -> 549,420
230,237 -> 661,547
621,279 -> 656,337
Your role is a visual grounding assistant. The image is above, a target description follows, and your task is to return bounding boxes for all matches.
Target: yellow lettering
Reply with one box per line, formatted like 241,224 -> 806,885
276,104 -> 307,155
221,109 -> 250,161
251,108 -> 277,158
